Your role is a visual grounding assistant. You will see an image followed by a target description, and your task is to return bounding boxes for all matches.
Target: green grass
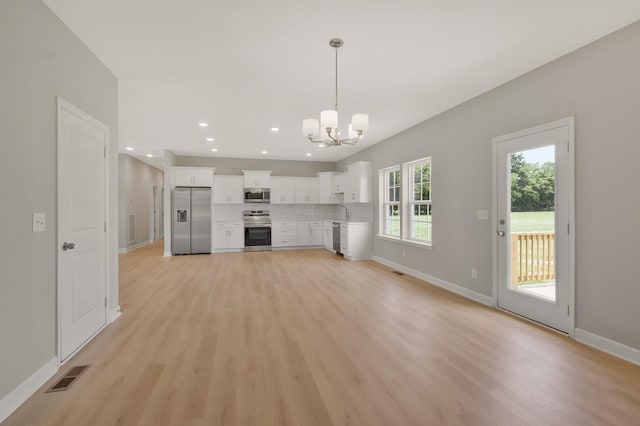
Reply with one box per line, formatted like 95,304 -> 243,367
384,217 -> 432,242
511,211 -> 554,233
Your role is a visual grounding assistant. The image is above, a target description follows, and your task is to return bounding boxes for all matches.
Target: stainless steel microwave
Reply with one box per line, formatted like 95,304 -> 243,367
244,188 -> 270,203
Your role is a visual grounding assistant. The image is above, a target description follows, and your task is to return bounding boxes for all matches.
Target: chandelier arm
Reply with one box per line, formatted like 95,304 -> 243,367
307,136 -> 331,145
339,137 -> 360,145
326,128 -> 339,144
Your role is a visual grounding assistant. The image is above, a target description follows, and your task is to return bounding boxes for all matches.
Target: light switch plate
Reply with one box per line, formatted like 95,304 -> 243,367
33,213 -> 46,232
476,209 -> 489,221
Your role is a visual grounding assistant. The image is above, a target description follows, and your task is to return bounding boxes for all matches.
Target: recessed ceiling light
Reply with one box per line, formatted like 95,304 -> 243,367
318,144 -> 326,148
146,154 -> 153,158
125,146 -> 134,151
261,150 -> 268,155
306,153 -> 312,157
271,127 -> 279,132
198,122 -> 208,127
211,148 -> 218,152
205,137 -> 214,142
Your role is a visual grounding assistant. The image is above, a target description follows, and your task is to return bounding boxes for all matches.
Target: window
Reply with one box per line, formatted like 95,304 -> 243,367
378,157 -> 432,246
381,166 -> 401,237
408,159 -> 432,244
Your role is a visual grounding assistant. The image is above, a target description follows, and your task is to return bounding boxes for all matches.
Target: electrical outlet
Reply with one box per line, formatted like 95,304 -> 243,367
402,249 -> 406,257
471,268 -> 478,279
476,210 -> 489,220
33,213 -> 46,232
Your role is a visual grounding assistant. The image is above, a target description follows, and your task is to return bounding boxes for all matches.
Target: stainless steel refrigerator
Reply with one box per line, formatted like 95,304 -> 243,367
172,187 -> 212,255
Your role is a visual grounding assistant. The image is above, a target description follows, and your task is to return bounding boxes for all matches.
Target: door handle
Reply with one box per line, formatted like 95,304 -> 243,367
497,231 -> 505,237
62,242 -> 76,251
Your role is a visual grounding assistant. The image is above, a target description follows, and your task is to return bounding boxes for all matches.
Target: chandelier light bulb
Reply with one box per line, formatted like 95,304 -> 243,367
303,119 -> 319,137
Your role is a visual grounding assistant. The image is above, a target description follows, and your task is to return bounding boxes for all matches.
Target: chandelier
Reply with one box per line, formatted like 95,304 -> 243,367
302,38 -> 369,146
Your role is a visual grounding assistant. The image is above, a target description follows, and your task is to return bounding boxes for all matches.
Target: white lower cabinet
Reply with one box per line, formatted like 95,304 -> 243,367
213,221 -> 244,250
272,221 -> 298,247
338,222 -> 372,261
323,220 -> 334,250
297,221 -> 323,246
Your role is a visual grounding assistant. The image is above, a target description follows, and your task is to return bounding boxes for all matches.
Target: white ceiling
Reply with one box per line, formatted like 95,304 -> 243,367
43,0 -> 640,168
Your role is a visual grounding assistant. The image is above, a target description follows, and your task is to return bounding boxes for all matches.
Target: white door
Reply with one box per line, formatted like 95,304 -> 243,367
58,99 -> 108,361
494,117 -> 574,333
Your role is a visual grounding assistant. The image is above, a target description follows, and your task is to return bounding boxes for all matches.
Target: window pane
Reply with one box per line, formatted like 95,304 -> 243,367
388,188 -> 394,202
394,187 -> 400,201
414,166 -> 421,183
422,164 -> 430,182
386,205 -> 400,236
414,184 -> 421,201
388,171 -> 394,187
394,170 -> 400,185
422,185 -> 430,201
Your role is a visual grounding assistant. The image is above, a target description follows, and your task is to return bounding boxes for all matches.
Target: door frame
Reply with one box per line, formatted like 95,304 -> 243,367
56,97 -> 111,364
491,116 -> 575,336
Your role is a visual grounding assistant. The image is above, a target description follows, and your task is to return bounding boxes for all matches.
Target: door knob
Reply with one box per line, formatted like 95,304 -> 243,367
497,231 -> 505,237
62,242 -> 76,251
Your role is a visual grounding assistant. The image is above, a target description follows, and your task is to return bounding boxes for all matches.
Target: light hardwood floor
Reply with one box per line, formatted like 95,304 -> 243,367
4,242 -> 640,425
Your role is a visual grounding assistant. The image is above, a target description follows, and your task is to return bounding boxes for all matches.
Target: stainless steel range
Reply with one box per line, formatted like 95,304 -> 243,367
243,210 -> 272,251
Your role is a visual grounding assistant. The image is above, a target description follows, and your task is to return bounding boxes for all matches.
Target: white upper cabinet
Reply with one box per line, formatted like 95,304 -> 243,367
317,172 -> 342,204
345,161 -> 373,203
271,177 -> 296,204
213,175 -> 244,204
332,172 -> 347,194
173,167 -> 214,187
295,177 -> 319,204
243,170 -> 271,188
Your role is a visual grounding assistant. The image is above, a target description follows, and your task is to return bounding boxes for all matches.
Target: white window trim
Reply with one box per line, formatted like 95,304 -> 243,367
378,157 -> 433,248
379,166 -> 401,238
405,157 -> 432,245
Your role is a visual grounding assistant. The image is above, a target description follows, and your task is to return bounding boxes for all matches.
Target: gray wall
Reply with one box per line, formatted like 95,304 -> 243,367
163,150 -> 177,255
339,21 -> 640,350
176,155 -> 336,176
0,0 -> 119,401
118,154 -> 164,250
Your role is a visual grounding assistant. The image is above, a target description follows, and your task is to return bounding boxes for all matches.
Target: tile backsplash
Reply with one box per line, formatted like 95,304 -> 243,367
213,203 -> 373,222
214,204 -> 337,221
338,203 -> 374,222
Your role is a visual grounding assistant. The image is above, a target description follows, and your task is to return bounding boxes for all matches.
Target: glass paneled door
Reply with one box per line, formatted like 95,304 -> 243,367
494,118 -> 574,333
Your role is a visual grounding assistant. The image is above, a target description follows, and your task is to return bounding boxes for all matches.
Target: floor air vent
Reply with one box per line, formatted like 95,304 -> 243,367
46,365 -> 90,393
392,270 -> 405,276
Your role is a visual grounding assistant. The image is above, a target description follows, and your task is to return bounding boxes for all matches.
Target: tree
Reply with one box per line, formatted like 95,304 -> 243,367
510,153 -> 554,212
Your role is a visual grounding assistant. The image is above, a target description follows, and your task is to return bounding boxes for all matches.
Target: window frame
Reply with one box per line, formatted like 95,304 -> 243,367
380,166 -> 401,238
405,158 -> 432,245
378,157 -> 433,248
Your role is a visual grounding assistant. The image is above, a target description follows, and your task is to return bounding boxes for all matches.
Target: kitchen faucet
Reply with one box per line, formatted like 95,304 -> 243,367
340,205 -> 349,221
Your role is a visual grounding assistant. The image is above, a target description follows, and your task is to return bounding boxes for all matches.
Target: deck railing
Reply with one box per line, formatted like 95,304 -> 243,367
511,232 -> 555,287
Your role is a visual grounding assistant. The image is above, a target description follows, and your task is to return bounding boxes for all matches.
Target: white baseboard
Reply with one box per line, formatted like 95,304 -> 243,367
119,240 -> 153,254
108,306 -> 122,324
163,251 -> 172,257
0,356 -> 58,423
575,328 -> 640,366
372,256 -> 494,306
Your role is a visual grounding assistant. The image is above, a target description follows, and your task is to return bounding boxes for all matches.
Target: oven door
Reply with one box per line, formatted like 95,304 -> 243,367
244,225 -> 272,251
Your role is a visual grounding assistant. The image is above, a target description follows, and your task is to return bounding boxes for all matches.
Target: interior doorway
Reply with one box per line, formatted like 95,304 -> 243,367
57,98 -> 109,361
